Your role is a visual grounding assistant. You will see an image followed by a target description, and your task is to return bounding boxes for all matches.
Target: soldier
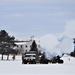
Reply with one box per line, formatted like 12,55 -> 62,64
12,54 -> 15,61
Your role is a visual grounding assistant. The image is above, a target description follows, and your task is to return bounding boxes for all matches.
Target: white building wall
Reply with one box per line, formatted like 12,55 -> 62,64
15,40 -> 42,54
24,41 -> 32,53
15,42 -> 27,54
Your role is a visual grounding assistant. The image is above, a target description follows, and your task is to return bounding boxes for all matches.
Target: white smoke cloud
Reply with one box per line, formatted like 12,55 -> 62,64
40,34 -> 59,51
40,19 -> 75,59
55,36 -> 74,56
64,20 -> 75,38
40,34 -> 74,59
40,34 -> 59,58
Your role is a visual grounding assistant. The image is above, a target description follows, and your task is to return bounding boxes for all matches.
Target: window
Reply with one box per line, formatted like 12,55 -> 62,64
26,45 -> 27,47
21,45 -> 22,48
26,50 -> 27,52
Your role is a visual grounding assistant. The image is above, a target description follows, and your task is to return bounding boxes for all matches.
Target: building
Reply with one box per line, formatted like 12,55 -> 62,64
15,39 -> 42,54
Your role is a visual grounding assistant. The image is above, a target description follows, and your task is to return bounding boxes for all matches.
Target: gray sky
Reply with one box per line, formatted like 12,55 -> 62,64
0,0 -> 75,39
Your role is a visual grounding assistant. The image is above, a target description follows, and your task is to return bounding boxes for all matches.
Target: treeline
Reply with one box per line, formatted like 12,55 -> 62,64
0,30 -> 17,60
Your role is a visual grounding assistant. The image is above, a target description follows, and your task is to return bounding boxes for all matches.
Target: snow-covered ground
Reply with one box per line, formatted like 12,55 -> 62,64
0,55 -> 75,75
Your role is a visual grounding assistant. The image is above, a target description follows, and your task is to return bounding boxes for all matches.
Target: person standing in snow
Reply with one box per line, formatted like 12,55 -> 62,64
12,54 -> 15,61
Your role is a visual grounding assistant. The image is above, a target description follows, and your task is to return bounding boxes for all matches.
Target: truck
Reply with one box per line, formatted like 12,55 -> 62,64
22,51 -> 37,64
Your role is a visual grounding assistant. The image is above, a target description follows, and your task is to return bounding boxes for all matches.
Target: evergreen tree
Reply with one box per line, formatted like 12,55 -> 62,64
30,40 -> 38,61
0,30 -> 17,60
30,40 -> 38,52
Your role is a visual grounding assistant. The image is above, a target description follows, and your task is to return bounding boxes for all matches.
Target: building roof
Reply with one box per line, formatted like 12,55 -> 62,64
15,39 -> 40,45
15,42 -> 27,45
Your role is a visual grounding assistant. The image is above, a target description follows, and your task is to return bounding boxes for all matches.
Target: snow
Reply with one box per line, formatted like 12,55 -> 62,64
0,55 -> 75,75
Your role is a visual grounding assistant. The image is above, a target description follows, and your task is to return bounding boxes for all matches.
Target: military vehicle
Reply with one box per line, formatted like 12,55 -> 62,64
49,56 -> 64,64
22,51 -> 37,64
22,51 -> 64,64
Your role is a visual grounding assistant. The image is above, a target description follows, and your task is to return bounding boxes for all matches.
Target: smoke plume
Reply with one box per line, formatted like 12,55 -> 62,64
40,35 -> 74,59
64,20 -> 75,38
40,20 -> 75,59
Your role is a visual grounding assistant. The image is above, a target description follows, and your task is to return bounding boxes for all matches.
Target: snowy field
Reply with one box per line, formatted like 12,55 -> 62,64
0,55 -> 75,75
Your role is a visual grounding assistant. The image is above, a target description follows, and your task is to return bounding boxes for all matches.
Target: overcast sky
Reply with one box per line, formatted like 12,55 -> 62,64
0,0 -> 75,39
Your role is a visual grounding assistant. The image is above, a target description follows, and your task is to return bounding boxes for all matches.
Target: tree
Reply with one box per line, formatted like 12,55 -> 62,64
0,30 -> 17,60
30,40 -> 38,60
30,40 -> 38,52
70,51 -> 75,57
